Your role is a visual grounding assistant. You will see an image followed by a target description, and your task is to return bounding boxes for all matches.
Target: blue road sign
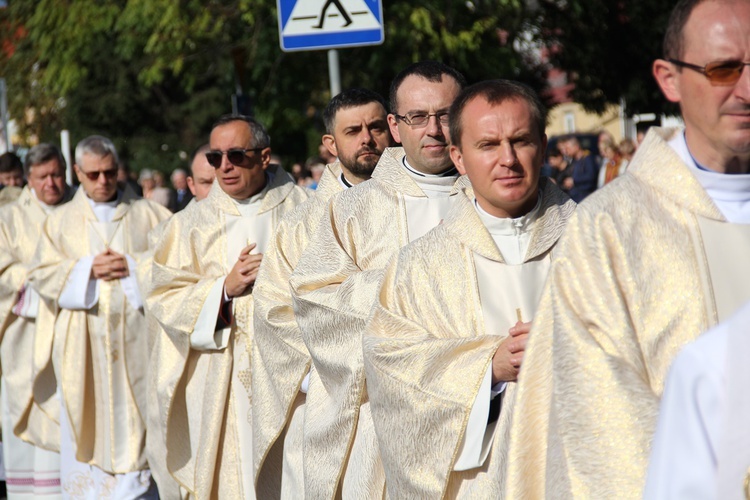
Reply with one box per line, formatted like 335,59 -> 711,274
277,0 -> 384,52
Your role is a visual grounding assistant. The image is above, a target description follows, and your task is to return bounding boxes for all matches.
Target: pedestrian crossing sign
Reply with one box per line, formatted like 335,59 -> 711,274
277,0 -> 384,52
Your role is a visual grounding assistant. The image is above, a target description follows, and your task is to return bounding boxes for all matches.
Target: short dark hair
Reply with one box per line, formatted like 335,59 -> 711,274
211,114 -> 271,149
663,0 -> 706,59
389,61 -> 467,113
449,79 -> 547,149
188,143 -> 211,177
24,143 -> 66,177
0,152 -> 22,174
323,88 -> 387,135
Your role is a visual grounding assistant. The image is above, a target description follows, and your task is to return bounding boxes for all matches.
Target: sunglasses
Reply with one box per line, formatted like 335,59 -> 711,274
205,148 -> 264,168
668,59 -> 750,85
80,168 -> 118,181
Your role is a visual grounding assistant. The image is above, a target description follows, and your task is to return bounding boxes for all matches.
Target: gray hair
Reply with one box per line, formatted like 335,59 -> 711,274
24,143 -> 67,177
211,115 -> 271,149
75,135 -> 120,166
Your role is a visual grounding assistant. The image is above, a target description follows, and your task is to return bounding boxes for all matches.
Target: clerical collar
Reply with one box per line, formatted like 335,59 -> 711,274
402,156 -> 458,180
30,188 -> 55,214
669,132 -> 750,223
473,193 -> 542,237
339,172 -> 353,189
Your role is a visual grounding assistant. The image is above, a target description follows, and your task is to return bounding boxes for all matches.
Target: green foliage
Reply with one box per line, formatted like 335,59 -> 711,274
0,0 -> 679,170
533,0 -> 677,116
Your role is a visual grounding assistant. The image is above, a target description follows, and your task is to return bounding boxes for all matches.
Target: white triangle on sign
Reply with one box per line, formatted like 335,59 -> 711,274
282,0 -> 380,36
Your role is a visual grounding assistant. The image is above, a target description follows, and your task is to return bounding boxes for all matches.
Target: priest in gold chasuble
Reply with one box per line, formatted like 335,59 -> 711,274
149,115 -> 308,499
0,144 -> 73,498
364,80 -> 574,498
290,62 -> 467,499
251,89 -> 392,498
507,2 -> 750,496
28,136 -> 170,498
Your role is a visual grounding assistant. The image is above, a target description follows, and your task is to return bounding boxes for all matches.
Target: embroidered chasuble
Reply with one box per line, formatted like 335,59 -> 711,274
0,186 -> 72,497
27,187 -> 170,477
505,127 -> 750,499
149,168 -> 308,500
363,181 -> 574,498
289,147 -> 467,499
251,162 -> 343,498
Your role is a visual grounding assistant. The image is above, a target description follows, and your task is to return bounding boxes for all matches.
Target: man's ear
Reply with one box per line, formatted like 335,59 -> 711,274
387,114 -> 402,144
653,59 -> 682,103
450,144 -> 467,176
322,134 -> 338,158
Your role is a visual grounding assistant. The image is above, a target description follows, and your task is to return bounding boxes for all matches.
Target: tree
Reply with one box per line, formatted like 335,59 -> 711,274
532,0 -> 678,116
0,0 -> 679,170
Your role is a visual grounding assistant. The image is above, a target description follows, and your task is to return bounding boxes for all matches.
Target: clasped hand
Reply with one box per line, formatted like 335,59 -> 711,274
224,243 -> 263,299
491,320 -> 532,384
91,247 -> 129,281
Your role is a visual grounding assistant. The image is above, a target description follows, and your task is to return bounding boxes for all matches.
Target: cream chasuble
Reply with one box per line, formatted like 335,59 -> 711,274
363,181 -> 574,498
251,162 -> 343,498
0,186 -> 72,498
149,168 -> 308,500
505,127 -> 750,499
289,147 -> 467,499
0,185 -> 22,207
27,187 -> 170,477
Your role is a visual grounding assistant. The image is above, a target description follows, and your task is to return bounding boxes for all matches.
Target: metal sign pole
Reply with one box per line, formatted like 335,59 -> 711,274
328,49 -> 341,98
0,78 -> 10,152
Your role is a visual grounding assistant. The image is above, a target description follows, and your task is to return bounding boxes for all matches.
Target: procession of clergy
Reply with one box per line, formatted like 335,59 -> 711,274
2,0 -> 749,498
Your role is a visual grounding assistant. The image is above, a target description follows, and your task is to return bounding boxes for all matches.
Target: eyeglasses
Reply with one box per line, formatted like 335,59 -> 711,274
205,148 -> 264,168
394,111 -> 450,128
668,58 -> 750,85
80,168 -> 118,181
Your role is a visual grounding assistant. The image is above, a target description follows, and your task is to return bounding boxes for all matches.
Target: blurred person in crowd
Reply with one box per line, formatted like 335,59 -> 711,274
169,168 -> 192,212
0,143 -> 73,498
308,163 -> 324,189
140,169 -> 171,209
118,161 -> 142,196
148,115 -> 308,499
559,135 -> 600,202
546,147 -> 571,188
0,152 -> 24,187
506,0 -> 750,497
619,138 -> 637,162
289,60 -> 467,499
597,139 -> 629,187
28,135 -> 170,498
0,152 -> 24,206
252,87 -> 393,497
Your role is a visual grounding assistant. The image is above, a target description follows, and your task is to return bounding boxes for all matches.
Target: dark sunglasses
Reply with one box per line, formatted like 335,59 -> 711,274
668,59 -> 750,86
205,148 -> 264,168
80,168 -> 118,181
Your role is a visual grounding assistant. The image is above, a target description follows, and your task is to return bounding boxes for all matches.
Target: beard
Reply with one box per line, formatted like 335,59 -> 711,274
339,146 -> 383,178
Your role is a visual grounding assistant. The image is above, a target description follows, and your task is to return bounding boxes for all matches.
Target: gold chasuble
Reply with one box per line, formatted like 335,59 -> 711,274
28,187 -> 170,473
0,186 -> 72,450
149,168 -> 308,500
251,162 -> 343,497
363,181 -> 574,498
289,147 -> 467,499
506,128 -> 750,499
0,185 -> 22,207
